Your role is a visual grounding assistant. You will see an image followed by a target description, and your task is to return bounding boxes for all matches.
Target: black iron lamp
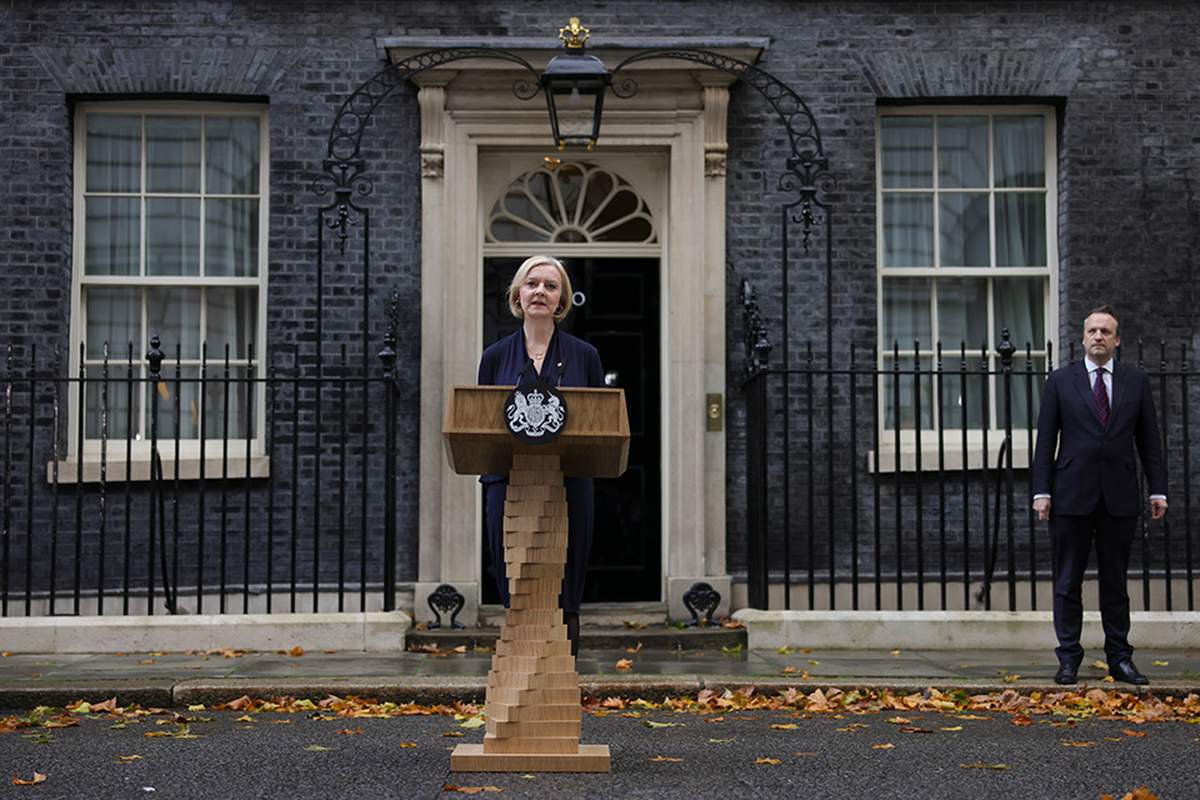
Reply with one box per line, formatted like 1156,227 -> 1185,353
541,18 -> 612,150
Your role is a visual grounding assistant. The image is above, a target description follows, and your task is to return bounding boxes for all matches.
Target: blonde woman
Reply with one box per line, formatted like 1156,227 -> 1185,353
477,255 -> 605,656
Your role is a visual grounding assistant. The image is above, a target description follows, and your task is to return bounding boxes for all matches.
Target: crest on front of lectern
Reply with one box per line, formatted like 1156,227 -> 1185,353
505,378 -> 567,444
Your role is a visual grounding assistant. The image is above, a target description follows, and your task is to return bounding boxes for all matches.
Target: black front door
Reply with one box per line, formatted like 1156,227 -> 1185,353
481,256 -> 661,603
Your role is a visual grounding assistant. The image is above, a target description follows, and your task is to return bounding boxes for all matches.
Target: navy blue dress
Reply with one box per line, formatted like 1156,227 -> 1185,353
478,326 -> 605,612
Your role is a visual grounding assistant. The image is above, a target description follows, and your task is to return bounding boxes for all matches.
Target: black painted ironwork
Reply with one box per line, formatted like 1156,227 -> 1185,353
734,295 -> 1196,614
682,581 -> 721,627
427,583 -> 466,630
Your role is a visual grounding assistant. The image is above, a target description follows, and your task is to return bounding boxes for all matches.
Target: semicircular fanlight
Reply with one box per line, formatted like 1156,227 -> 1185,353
487,162 -> 657,245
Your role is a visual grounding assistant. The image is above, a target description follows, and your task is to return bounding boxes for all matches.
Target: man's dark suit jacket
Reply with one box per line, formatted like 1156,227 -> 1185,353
1031,360 -> 1167,517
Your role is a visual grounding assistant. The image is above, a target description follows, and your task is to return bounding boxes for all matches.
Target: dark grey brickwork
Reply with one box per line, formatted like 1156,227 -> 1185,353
0,1 -> 1197,610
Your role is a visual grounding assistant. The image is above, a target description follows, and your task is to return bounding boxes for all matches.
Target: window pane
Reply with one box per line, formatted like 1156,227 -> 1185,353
146,288 -> 201,360
146,116 -> 201,193
994,115 -> 1045,188
84,197 -> 139,276
882,278 -> 932,348
881,116 -> 932,188
207,287 -> 258,360
994,277 -> 1045,349
936,278 -> 988,348
937,116 -> 988,188
939,193 -> 990,267
938,357 -> 987,430
85,365 -> 136,439
995,193 -> 1046,266
205,117 -> 260,195
206,199 -> 259,276
147,367 -> 200,441
146,198 -> 200,275
86,115 -> 140,193
86,287 -> 139,359
203,367 -> 253,439
1008,356 -> 1046,430
883,357 -> 934,429
883,194 -> 933,266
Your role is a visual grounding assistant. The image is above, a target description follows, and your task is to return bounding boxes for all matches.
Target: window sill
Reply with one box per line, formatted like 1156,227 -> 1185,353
868,432 -> 1040,474
46,456 -> 271,485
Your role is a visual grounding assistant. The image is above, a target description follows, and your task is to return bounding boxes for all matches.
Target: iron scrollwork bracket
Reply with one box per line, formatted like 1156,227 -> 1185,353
682,581 -> 721,627
427,583 -> 466,630
740,277 -> 773,380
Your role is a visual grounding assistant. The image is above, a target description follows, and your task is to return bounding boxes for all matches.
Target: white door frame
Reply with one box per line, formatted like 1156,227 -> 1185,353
392,40 -> 760,622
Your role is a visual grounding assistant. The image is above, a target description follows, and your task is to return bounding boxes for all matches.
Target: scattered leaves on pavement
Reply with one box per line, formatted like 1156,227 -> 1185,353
754,757 -> 781,765
708,738 -> 735,744
11,771 -> 47,786
398,742 -> 417,748
459,717 -> 486,729
442,731 -> 464,738
625,642 -> 643,654
770,723 -> 799,730
649,755 -> 683,763
1012,714 -> 1034,727
1152,661 -> 1169,667
1122,729 -> 1148,738
615,658 -> 633,670
890,649 -> 902,656
1062,740 -> 1099,747
1100,789 -> 1160,800
721,644 -> 743,654
871,743 -> 895,750
116,755 -> 143,764
960,762 -> 1009,770
288,646 -> 305,657
643,720 -> 684,728
443,784 -> 502,794
303,745 -> 331,752
335,728 -> 364,735
940,725 -> 963,732
622,620 -> 647,629
1094,660 -> 1110,671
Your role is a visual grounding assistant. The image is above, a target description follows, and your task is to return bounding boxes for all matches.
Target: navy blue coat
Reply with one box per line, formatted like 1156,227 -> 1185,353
477,327 -> 605,611
1031,360 -> 1166,517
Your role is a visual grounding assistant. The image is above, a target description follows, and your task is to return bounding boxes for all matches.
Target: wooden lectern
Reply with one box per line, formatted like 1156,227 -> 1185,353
443,385 -> 629,773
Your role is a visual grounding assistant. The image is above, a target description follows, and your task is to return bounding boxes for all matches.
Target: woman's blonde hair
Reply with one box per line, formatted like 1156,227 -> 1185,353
507,255 -> 573,322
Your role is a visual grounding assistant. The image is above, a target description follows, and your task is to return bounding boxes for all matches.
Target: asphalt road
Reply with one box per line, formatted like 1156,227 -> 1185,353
3,706 -> 1198,799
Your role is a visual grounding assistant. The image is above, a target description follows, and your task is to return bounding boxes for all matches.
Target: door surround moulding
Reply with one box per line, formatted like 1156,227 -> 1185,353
397,37 -> 765,623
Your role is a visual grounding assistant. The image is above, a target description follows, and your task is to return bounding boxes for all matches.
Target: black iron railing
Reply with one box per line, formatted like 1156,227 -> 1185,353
741,283 -> 1196,613
0,300 -> 404,618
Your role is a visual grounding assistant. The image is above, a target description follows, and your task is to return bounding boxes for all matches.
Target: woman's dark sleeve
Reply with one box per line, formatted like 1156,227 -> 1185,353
477,348 -> 494,385
587,345 -> 605,388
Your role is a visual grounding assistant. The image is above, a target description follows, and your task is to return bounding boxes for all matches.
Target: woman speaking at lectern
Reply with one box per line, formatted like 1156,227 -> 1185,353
477,255 -> 605,657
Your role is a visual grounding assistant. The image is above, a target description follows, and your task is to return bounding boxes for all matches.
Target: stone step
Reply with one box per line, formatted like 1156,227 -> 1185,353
408,623 -> 746,652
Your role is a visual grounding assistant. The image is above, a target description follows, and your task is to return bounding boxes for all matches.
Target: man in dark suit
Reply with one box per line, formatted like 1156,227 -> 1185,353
1031,305 -> 1167,686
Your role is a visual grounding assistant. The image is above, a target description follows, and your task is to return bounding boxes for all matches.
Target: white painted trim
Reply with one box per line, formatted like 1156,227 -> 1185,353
416,65 -> 733,621
70,102 -> 269,462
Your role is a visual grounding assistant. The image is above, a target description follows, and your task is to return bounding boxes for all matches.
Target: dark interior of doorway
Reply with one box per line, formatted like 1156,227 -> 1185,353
481,256 -> 661,604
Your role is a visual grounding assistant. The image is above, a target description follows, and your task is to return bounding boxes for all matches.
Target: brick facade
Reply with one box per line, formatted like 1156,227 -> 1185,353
0,1 -> 1197,609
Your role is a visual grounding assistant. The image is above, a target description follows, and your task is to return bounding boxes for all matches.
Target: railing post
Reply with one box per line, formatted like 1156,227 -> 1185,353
146,334 -> 164,615
998,328 -> 1017,611
741,279 -> 772,610
378,290 -> 399,613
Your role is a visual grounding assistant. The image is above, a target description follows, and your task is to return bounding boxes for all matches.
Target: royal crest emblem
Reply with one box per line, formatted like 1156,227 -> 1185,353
505,381 -> 568,444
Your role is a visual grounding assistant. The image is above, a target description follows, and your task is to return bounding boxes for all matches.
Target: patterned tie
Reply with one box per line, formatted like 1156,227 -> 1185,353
1093,367 -> 1110,427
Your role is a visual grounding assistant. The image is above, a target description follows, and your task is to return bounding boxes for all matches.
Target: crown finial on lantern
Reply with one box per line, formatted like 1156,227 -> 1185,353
559,17 -> 589,49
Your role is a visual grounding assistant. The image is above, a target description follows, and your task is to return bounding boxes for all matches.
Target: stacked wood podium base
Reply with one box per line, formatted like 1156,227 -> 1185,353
450,454 -> 611,773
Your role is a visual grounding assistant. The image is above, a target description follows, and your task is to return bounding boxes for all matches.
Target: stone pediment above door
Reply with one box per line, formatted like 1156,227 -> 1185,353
383,36 -> 765,179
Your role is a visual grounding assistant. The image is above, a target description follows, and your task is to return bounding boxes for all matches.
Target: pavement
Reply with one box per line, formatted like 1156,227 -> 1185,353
3,638 -> 1199,711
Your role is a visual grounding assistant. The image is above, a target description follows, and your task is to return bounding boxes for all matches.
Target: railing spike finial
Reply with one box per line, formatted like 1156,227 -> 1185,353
997,327 -> 1016,367
146,334 -> 164,378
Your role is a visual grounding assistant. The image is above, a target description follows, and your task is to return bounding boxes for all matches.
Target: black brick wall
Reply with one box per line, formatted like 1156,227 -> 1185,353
0,1 -> 1197,609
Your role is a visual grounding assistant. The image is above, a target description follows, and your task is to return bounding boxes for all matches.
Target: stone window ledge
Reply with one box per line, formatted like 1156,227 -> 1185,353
46,457 -> 271,485
868,432 -> 1039,474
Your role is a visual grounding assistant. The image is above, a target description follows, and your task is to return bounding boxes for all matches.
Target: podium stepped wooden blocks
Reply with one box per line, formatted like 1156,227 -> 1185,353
444,386 -> 628,773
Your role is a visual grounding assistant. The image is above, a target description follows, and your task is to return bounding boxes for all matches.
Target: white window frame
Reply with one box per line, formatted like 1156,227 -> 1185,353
874,104 -> 1058,470
65,101 -> 269,475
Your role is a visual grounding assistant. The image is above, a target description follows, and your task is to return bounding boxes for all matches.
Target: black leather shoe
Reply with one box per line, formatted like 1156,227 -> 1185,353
1109,660 -> 1149,686
1054,661 -> 1079,685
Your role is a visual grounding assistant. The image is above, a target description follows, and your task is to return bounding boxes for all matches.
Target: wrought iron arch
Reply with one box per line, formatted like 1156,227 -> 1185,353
309,45 -> 841,613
